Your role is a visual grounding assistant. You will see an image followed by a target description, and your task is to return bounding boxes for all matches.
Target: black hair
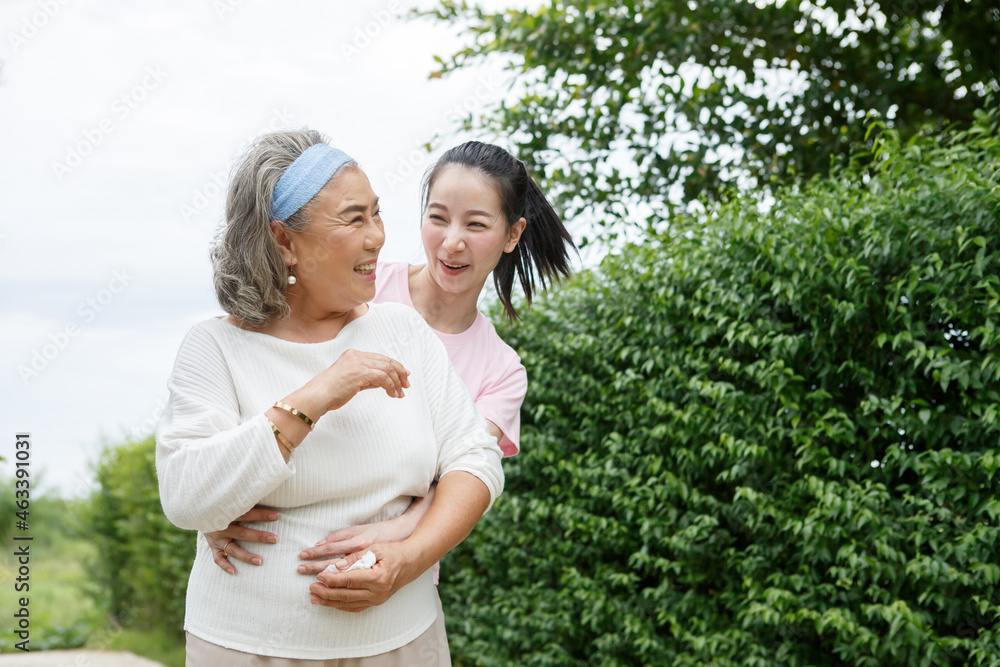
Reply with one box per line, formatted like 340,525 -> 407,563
420,141 -> 575,319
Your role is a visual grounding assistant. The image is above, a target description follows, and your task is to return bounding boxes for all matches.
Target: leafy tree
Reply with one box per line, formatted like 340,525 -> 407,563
423,0 -> 999,242
87,437 -> 194,634
438,112 -> 999,665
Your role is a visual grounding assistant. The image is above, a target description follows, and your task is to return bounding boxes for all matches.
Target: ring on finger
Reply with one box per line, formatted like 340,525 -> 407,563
223,539 -> 235,557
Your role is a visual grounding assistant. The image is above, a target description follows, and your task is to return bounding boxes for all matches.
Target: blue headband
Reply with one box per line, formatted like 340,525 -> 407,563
271,143 -> 354,221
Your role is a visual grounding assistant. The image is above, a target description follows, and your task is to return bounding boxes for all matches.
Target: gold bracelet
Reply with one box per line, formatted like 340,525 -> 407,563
267,418 -> 296,452
273,401 -> 316,430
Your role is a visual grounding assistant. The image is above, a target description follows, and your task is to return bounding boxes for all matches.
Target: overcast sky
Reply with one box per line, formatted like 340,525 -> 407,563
0,0 -> 532,496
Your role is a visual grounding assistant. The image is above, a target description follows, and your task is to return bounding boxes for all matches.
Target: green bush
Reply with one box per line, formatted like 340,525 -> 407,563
440,113 -> 999,666
87,436 -> 194,635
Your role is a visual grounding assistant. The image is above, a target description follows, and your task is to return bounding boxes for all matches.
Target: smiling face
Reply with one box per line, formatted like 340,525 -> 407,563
276,167 -> 384,316
421,165 -> 525,297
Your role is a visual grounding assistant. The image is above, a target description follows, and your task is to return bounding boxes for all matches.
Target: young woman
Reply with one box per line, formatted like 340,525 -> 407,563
205,141 -> 574,577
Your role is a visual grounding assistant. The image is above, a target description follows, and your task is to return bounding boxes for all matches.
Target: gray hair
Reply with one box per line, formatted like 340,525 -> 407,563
211,128 -> 356,327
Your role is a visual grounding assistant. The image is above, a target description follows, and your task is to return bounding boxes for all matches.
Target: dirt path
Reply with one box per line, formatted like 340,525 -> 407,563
0,649 -> 168,666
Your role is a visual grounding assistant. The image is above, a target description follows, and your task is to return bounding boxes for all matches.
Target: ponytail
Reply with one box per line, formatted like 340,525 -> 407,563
492,162 -> 573,319
422,142 -> 575,319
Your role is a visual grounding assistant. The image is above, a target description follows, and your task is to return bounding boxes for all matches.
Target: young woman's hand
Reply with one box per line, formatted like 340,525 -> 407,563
308,472 -> 490,612
204,508 -> 280,574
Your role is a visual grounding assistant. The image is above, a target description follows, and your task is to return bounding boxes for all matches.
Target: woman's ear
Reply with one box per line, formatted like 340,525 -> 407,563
504,217 -> 527,253
270,220 -> 297,265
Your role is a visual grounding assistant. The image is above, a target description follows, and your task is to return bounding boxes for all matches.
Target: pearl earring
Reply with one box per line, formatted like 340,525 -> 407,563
287,266 -> 297,285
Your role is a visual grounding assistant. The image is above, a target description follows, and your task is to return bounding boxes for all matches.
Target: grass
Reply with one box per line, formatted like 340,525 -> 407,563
0,492 -> 185,665
0,507 -> 102,652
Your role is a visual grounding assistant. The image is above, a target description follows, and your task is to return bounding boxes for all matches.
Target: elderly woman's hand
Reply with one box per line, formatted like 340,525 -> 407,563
264,349 -> 412,460
308,542 -> 421,612
314,349 -> 411,412
204,508 -> 280,574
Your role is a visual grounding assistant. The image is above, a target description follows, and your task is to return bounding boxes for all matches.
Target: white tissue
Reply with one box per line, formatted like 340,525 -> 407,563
323,550 -> 376,573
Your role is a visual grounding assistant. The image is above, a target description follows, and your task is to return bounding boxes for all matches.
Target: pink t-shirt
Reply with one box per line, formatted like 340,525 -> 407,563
373,262 -> 526,457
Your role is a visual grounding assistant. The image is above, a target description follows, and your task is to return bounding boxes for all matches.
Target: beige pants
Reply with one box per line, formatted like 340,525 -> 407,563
185,592 -> 452,667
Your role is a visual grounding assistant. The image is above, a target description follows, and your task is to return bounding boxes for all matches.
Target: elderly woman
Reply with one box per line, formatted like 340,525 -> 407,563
155,129 -> 503,666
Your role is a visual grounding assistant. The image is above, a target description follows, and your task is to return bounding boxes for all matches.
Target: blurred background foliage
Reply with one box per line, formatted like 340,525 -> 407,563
0,440 -> 189,666
86,437 -> 193,633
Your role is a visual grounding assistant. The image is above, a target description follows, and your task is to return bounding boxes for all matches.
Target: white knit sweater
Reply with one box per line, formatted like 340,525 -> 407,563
155,302 -> 504,659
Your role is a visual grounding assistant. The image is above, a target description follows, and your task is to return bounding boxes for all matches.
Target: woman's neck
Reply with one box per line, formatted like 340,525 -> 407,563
408,264 -> 482,334
231,301 -> 367,343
